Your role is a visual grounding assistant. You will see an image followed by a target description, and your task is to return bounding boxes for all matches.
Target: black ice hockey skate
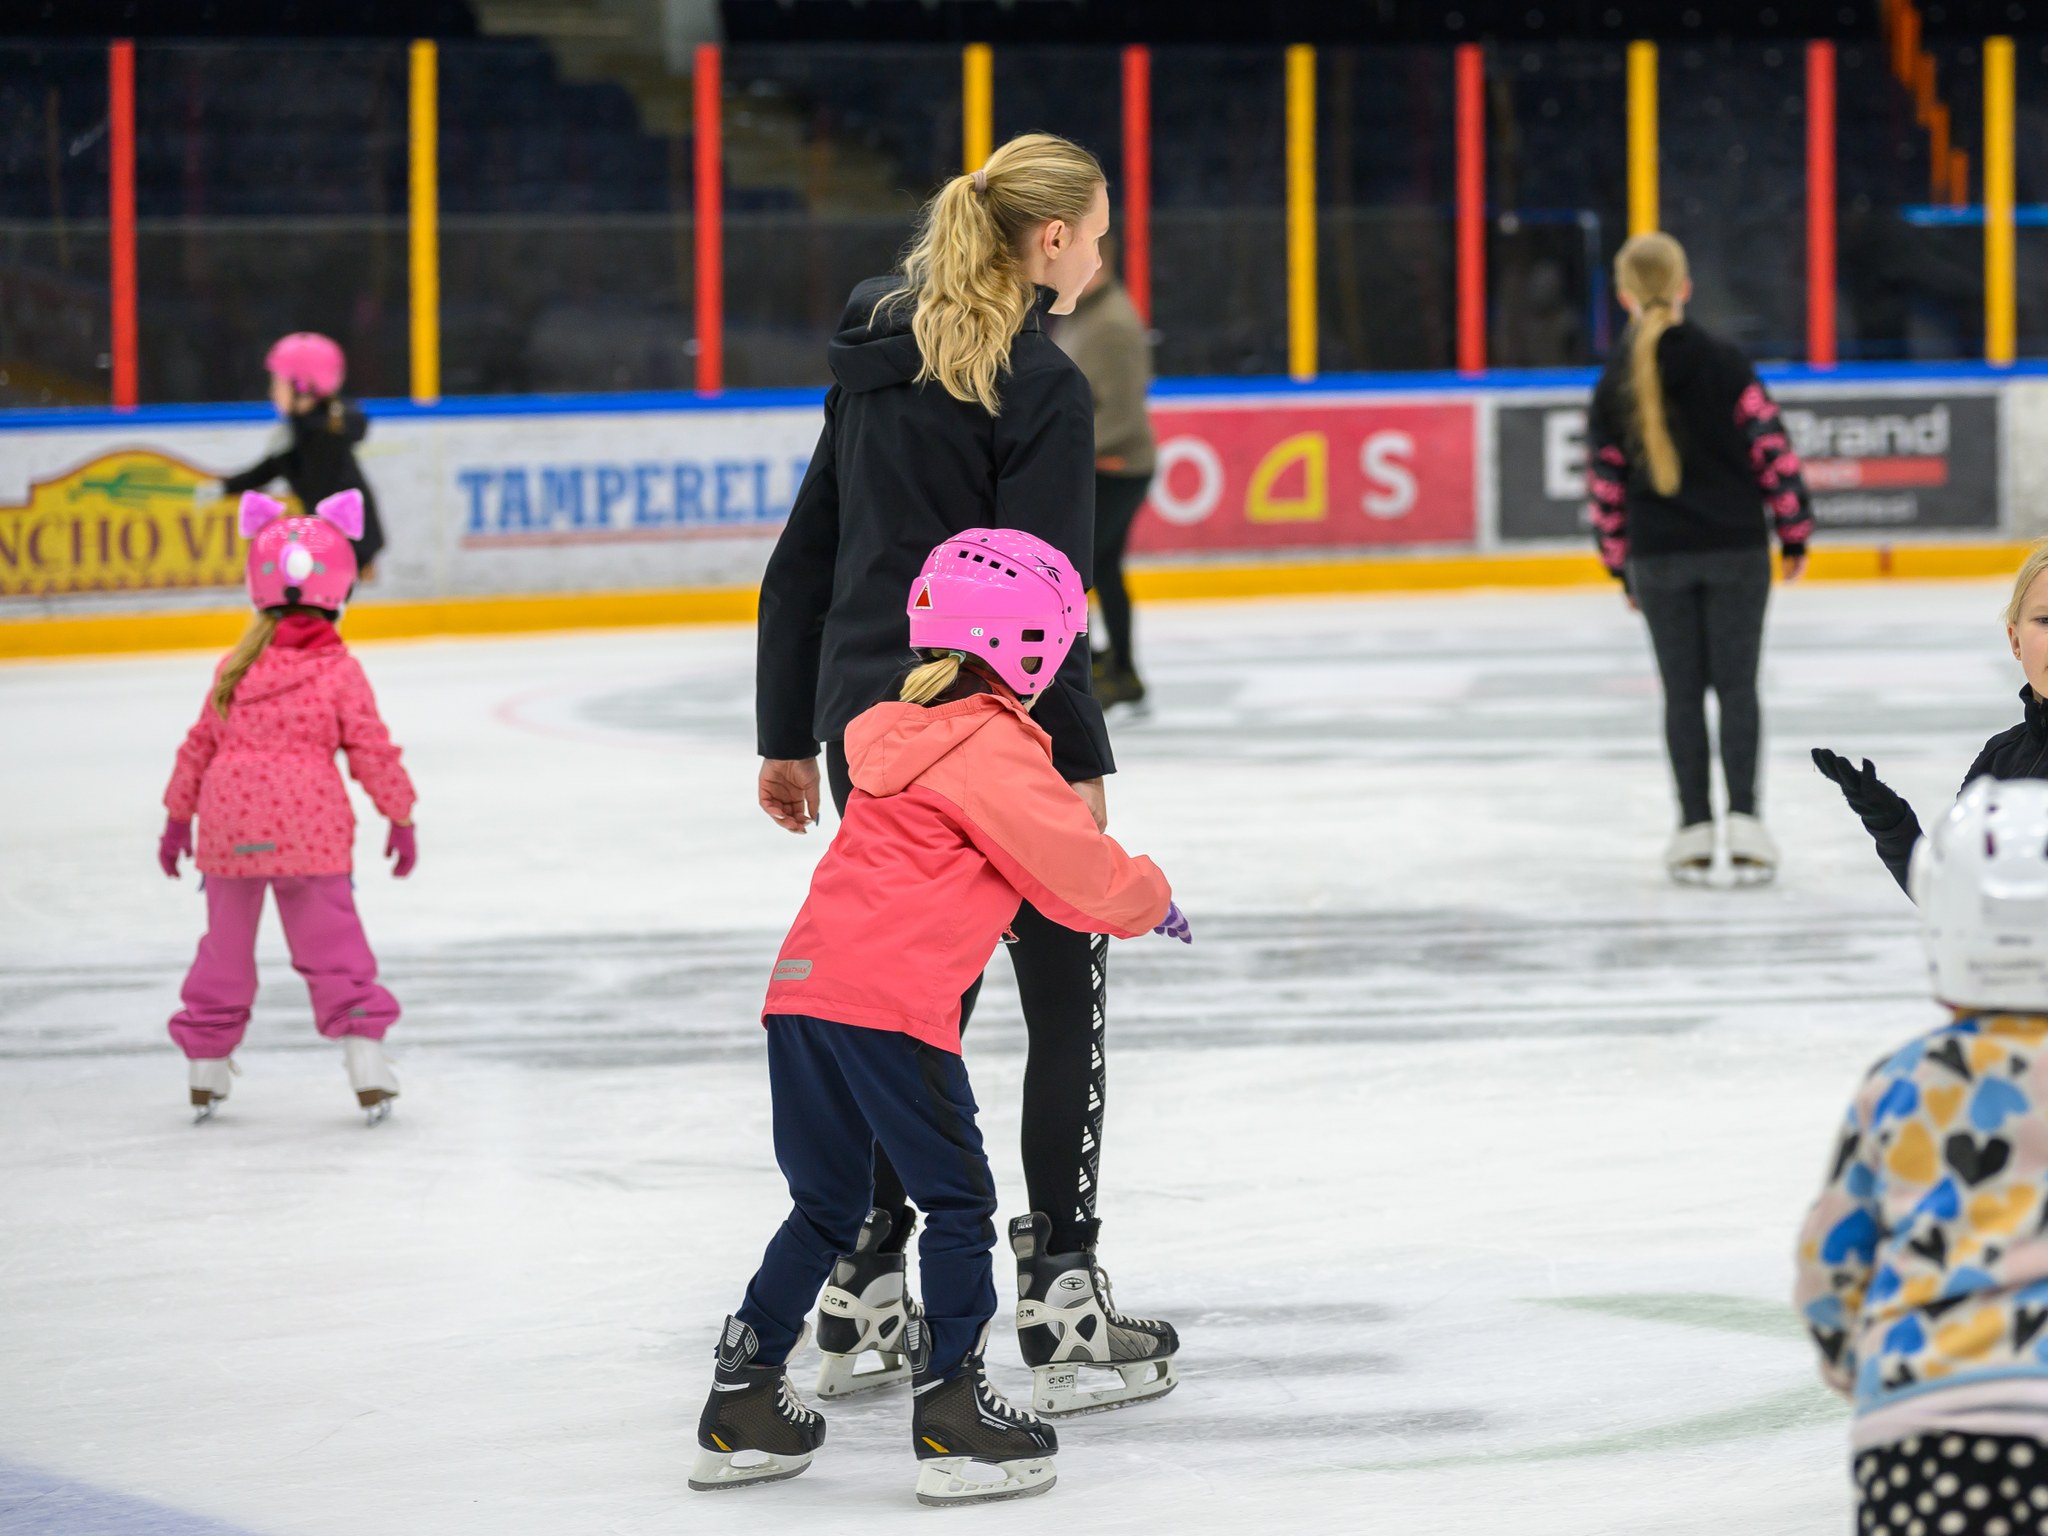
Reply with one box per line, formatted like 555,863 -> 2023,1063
815,1207 -> 915,1398
909,1315 -> 1058,1506
1010,1212 -> 1179,1416
688,1315 -> 825,1492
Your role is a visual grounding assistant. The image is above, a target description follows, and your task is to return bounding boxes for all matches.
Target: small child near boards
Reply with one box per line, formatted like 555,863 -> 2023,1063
159,490 -> 416,1125
691,529 -> 1188,1507
1796,778 -> 2048,1530
1816,543 -> 2048,896
201,333 -> 386,578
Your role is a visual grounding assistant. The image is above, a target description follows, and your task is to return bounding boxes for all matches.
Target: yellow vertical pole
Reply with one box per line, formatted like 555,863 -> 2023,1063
963,44 -> 993,172
1986,35 -> 2016,366
1286,43 -> 1317,381
408,39 -> 440,404
1627,40 -> 1659,236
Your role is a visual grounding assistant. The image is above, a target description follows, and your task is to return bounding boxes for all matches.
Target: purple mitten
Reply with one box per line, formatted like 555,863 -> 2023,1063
159,817 -> 193,879
385,823 -> 417,878
1153,900 -> 1191,944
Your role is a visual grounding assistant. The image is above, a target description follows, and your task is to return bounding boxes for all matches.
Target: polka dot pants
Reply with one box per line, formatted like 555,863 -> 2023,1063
1857,1434 -> 2048,1536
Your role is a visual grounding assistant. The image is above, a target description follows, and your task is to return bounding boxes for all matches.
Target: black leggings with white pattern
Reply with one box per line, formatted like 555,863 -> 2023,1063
1856,1433 -> 2048,1535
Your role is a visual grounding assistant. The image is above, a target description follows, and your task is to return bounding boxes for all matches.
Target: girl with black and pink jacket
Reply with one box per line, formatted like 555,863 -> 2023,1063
1586,232 -> 1815,887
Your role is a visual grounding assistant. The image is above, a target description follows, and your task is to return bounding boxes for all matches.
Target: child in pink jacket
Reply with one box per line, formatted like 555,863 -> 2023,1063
691,529 -> 1188,1509
159,490 -> 416,1125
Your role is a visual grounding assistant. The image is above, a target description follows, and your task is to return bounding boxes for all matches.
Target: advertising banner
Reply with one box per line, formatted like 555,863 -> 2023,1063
1496,389 -> 2001,544
1131,397 -> 1476,555
0,447 -> 246,597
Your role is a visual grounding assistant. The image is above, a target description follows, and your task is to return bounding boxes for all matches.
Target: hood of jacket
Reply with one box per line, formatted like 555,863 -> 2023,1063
230,643 -> 347,706
844,691 -> 1048,796
827,278 -> 1062,395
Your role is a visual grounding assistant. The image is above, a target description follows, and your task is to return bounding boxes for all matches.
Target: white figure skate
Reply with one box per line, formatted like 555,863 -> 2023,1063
342,1036 -> 399,1125
189,1057 -> 237,1124
1725,813 -> 1780,886
1664,821 -> 1716,886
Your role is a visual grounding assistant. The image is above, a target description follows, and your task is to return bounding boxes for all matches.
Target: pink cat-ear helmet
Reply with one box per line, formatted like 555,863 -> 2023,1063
241,490 -> 362,613
906,527 -> 1087,699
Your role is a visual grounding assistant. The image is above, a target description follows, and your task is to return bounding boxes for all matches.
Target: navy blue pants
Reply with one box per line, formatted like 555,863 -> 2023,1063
736,1015 -> 998,1379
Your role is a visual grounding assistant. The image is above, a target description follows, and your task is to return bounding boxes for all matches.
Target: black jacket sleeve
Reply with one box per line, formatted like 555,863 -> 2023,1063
221,450 -> 293,496
1584,379 -> 1631,579
992,362 -> 1115,782
756,393 -> 843,760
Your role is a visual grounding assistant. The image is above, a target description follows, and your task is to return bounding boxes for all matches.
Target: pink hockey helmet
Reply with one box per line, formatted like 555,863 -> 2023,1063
265,332 -> 346,398
906,527 -> 1087,700
242,490 -> 362,613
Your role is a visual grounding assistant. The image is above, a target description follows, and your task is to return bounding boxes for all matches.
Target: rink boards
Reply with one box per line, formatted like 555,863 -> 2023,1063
2,362 -> 2046,653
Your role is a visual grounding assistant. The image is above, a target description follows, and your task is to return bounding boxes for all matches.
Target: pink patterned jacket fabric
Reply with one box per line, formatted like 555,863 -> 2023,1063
164,640 -> 414,877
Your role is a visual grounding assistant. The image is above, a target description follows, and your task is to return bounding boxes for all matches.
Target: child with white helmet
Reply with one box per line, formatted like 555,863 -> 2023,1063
692,528 -> 1187,1508
198,333 -> 387,578
1796,776 -> 2048,1530
159,490 -> 416,1125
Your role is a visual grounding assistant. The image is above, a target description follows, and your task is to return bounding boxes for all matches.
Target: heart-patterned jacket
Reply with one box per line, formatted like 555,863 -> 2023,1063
1795,1014 -> 2048,1438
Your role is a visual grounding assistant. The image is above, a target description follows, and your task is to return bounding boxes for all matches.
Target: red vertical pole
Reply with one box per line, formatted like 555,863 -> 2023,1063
109,39 -> 137,409
1806,40 -> 1837,367
1121,45 -> 1151,326
1454,43 -> 1485,374
693,44 -> 723,396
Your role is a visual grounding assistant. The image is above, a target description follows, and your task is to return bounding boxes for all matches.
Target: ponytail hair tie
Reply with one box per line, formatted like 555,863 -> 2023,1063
971,168 -> 988,195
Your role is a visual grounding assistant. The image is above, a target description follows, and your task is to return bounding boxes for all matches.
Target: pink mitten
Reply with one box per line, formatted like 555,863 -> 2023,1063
159,817 -> 193,879
385,823 -> 417,878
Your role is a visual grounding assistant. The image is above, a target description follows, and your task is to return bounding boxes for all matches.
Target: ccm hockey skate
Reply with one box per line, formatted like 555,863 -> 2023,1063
188,1057 -> 237,1124
1010,1213 -> 1178,1417
910,1316 -> 1057,1507
689,1316 -> 826,1492
815,1208 -> 915,1398
342,1036 -> 398,1126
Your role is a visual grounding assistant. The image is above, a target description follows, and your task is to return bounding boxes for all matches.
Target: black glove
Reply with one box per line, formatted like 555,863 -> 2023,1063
1810,748 -> 1912,831
1813,747 -> 1923,894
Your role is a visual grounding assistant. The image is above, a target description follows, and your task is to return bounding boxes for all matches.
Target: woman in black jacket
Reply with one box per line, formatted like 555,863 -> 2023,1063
1816,546 -> 2048,892
1587,232 -> 1814,886
753,133 -> 1178,1411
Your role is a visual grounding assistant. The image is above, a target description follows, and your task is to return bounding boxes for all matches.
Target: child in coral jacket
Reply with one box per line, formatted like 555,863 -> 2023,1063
1796,778 -> 2048,1531
159,489 -> 416,1125
691,529 -> 1188,1508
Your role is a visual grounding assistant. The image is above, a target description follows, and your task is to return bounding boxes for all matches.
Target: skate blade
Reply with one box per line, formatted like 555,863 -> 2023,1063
687,1445 -> 813,1492
815,1348 -> 909,1399
1666,861 -> 1713,888
1031,1358 -> 1177,1417
1730,860 -> 1777,887
914,1455 -> 1056,1507
191,1099 -> 219,1126
362,1097 -> 393,1127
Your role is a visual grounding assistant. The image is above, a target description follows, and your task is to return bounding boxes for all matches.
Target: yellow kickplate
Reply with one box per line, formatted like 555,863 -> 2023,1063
920,1436 -> 950,1455
710,1434 -> 730,1452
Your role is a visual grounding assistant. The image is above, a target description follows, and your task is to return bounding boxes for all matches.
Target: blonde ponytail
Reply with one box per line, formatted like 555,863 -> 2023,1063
879,132 -> 1105,415
899,653 -> 964,705
1614,232 -> 1690,497
213,611 -> 278,718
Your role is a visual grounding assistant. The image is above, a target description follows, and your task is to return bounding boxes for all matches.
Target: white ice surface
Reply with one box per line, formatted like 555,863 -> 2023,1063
0,580 -> 2028,1534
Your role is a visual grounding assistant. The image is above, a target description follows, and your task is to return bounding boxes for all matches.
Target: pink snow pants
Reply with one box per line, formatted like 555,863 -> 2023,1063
168,875 -> 398,1059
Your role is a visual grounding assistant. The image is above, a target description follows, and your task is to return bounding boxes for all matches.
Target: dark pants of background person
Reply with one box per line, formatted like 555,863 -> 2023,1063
1628,547 -> 1772,828
736,1014 -> 996,1378
826,742 -> 1108,1257
1092,471 -> 1152,677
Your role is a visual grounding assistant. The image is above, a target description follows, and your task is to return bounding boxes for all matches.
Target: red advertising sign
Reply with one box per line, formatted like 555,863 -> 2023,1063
1130,397 -> 1476,555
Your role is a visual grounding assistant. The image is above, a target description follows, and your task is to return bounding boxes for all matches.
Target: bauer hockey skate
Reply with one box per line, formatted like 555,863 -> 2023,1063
1724,813 -> 1780,887
188,1057 -> 237,1124
815,1208 -> 915,1398
1009,1212 -> 1178,1417
689,1316 -> 826,1492
1663,822 -> 1716,886
909,1316 -> 1057,1507
342,1036 -> 399,1126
